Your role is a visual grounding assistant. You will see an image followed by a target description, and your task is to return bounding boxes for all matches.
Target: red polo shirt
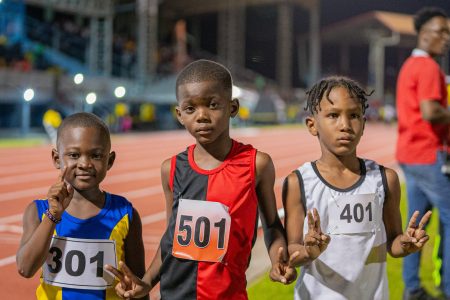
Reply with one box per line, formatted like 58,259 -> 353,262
396,50 -> 449,164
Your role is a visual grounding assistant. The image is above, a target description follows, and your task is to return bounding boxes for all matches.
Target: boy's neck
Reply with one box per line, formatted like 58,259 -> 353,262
193,137 -> 233,170
316,153 -> 360,173
66,188 -> 106,218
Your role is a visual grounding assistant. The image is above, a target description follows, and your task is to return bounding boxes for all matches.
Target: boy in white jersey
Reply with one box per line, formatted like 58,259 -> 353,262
283,76 -> 432,300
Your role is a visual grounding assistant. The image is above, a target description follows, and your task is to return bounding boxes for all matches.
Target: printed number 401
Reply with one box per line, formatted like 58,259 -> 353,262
339,202 -> 373,223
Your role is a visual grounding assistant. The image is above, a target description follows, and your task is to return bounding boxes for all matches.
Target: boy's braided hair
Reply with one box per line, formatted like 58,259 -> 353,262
305,76 -> 371,115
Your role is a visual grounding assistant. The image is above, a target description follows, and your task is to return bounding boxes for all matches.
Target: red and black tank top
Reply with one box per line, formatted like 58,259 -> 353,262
160,139 -> 259,300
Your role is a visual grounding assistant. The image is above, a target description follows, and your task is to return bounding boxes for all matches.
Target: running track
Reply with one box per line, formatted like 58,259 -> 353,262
0,124 -> 397,299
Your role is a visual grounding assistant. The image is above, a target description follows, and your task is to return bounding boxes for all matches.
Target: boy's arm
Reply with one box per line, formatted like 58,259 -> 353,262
16,202 -> 56,278
282,172 -> 330,267
141,157 -> 172,286
255,151 -> 296,284
17,169 -> 73,278
106,158 -> 172,298
383,167 -> 431,257
124,208 -> 149,300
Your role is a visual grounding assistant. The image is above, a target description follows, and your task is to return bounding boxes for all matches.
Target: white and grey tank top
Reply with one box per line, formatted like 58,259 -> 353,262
294,159 -> 389,300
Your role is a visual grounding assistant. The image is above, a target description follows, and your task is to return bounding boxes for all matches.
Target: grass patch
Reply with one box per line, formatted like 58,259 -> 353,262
248,184 -> 442,299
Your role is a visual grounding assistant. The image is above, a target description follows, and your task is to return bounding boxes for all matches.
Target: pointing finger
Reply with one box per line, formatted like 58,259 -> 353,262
407,211 -> 420,230
313,208 -> 321,233
277,247 -> 286,264
307,210 -> 315,231
105,264 -> 125,282
60,166 -> 68,182
417,211 -> 432,230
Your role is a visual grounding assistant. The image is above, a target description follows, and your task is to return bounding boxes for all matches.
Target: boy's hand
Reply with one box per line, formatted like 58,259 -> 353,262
105,261 -> 151,299
47,167 -> 74,219
269,247 -> 298,285
304,209 -> 330,260
400,210 -> 432,254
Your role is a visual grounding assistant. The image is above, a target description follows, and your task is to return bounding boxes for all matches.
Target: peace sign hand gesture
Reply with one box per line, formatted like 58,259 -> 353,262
400,210 -> 432,254
105,261 -> 151,300
47,167 -> 74,219
304,208 -> 330,260
269,247 -> 298,284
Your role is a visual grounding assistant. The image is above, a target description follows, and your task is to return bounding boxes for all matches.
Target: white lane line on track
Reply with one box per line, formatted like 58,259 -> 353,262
0,255 -> 16,267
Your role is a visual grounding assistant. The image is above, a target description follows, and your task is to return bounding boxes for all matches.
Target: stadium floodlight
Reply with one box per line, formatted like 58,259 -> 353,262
232,85 -> 242,98
23,88 -> 34,101
86,92 -> 97,104
74,73 -> 84,85
114,86 -> 126,98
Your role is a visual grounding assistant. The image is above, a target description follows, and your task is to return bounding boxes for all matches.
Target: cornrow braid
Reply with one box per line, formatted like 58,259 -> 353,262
305,76 -> 372,115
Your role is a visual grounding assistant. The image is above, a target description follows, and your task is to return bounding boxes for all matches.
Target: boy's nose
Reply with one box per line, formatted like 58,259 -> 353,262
77,157 -> 92,168
340,117 -> 351,131
196,107 -> 210,122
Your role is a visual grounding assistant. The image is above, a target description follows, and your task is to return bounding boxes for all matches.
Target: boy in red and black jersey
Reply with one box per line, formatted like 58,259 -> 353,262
106,59 -> 297,299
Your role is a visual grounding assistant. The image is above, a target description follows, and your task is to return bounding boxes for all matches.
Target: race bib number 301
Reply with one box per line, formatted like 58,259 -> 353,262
43,236 -> 117,290
172,199 -> 231,262
328,193 -> 381,234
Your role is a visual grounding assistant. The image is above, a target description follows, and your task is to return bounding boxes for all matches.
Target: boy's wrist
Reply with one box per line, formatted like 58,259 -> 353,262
45,209 -> 62,224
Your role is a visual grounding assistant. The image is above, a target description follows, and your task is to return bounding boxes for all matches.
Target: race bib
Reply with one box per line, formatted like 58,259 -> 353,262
327,193 -> 381,234
172,199 -> 231,262
43,236 -> 117,290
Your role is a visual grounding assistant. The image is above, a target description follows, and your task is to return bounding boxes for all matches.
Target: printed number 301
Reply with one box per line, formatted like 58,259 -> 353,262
48,247 -> 104,277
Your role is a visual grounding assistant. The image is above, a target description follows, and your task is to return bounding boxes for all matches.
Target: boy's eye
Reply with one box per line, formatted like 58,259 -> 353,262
210,102 -> 218,109
327,113 -> 338,118
67,153 -> 79,159
350,113 -> 361,119
92,153 -> 103,160
184,106 -> 195,113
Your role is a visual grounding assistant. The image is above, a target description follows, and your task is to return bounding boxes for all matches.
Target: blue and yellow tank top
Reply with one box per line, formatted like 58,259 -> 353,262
34,193 -> 133,300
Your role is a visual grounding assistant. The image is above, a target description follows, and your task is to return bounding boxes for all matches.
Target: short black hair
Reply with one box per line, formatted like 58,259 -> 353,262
305,76 -> 371,115
175,59 -> 233,100
57,112 -> 110,148
414,7 -> 448,33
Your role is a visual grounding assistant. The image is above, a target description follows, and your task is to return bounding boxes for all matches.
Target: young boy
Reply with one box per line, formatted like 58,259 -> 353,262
16,112 -> 146,300
105,59 -> 297,299
283,76 -> 432,300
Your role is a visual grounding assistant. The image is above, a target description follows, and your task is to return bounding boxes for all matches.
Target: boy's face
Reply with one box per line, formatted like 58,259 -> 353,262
52,126 -> 115,192
306,86 -> 365,157
176,81 -> 239,145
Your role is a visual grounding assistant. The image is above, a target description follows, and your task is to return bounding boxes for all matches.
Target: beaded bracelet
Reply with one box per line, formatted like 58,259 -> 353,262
45,209 -> 61,224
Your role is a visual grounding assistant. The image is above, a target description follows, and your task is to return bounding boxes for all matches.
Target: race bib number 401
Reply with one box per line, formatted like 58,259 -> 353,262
328,193 -> 381,234
172,199 -> 231,262
43,236 -> 117,290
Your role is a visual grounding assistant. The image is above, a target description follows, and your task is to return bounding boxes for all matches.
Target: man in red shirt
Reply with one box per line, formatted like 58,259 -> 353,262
396,7 -> 450,300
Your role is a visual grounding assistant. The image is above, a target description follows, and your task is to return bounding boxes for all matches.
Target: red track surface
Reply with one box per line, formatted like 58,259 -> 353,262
0,124 -> 397,299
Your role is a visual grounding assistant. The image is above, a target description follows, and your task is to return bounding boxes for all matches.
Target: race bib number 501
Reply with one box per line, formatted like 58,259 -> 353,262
43,236 -> 117,290
327,193 -> 381,234
172,199 -> 231,262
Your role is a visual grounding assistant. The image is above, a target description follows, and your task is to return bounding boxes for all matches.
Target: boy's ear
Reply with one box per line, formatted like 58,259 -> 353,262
230,98 -> 240,118
175,106 -> 184,126
52,148 -> 61,169
107,151 -> 116,170
305,115 -> 318,136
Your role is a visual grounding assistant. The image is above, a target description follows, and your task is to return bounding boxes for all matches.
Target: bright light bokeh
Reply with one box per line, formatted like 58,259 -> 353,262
74,73 -> 84,85
114,86 -> 126,98
86,92 -> 97,104
23,88 -> 34,101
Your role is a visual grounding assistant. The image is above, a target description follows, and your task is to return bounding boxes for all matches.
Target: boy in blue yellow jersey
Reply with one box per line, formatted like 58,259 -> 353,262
16,112 -> 147,300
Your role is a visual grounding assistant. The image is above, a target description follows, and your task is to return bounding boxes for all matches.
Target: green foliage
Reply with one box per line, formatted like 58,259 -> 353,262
248,184 -> 442,299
